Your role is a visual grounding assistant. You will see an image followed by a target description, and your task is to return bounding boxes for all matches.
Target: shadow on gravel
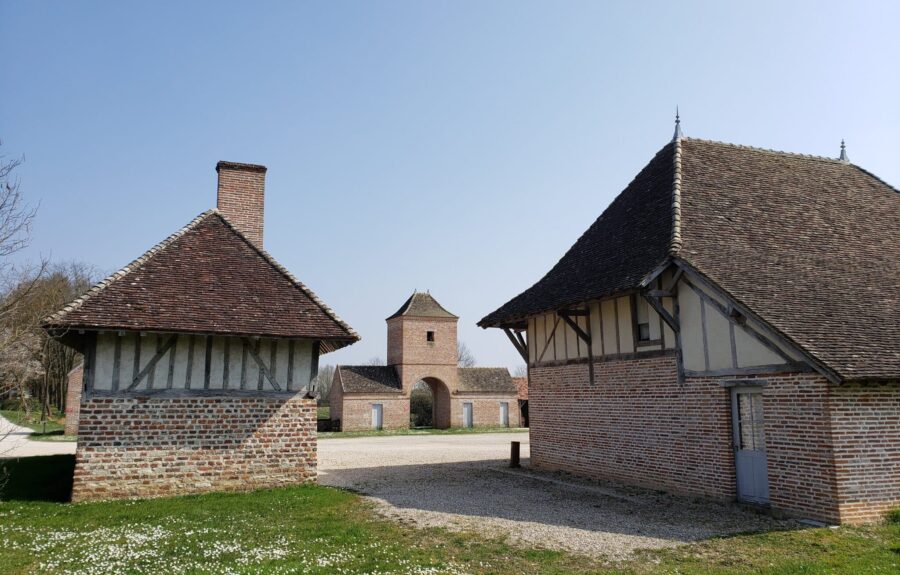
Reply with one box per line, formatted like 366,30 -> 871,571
319,458 -> 797,544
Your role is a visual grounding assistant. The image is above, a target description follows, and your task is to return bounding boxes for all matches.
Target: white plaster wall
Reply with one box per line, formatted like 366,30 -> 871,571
88,332 -> 316,393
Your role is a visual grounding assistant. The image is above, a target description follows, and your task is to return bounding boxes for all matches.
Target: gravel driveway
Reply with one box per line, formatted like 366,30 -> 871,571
0,415 -> 77,458
318,432 -> 795,559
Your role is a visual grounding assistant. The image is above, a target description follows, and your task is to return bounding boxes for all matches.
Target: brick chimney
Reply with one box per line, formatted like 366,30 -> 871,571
215,161 -> 267,246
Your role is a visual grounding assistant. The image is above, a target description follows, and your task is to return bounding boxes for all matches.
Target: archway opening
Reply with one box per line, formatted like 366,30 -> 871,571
410,377 -> 451,429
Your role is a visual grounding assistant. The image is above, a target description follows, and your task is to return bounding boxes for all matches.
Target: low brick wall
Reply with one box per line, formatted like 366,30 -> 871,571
337,396 -> 409,431
72,395 -> 316,502
452,396 -> 521,428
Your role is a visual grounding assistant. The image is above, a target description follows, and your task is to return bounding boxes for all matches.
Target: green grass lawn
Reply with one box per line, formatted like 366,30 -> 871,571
319,426 -> 528,439
0,456 -> 896,575
0,409 -> 76,442
317,405 -> 330,420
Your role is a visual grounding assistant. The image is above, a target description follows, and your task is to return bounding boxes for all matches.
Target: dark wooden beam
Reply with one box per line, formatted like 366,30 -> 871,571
558,313 -> 591,345
642,292 -> 679,332
504,328 -> 528,363
242,338 -> 282,391
127,334 -> 177,391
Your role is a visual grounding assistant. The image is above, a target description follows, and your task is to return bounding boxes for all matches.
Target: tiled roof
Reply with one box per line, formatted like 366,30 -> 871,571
337,365 -> 402,393
387,292 -> 458,320
43,210 -> 359,352
480,138 -> 900,382
457,368 -> 516,393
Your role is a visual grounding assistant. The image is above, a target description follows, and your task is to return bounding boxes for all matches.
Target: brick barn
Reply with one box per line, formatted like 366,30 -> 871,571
44,161 -> 358,501
479,131 -> 899,524
330,292 -> 519,431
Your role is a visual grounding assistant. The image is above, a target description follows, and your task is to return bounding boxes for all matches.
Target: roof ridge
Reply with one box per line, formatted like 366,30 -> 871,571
669,138 -> 684,256
42,209 -> 218,327
681,137 -> 851,165
212,211 -> 360,341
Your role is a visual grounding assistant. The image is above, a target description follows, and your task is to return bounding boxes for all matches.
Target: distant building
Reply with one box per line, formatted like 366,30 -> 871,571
480,134 -> 899,525
331,292 -> 519,431
45,161 -> 358,501
512,376 -> 528,427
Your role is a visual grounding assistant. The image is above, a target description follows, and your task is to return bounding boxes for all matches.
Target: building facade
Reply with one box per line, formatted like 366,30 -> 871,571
480,135 -> 900,525
45,161 -> 358,501
331,292 -> 519,431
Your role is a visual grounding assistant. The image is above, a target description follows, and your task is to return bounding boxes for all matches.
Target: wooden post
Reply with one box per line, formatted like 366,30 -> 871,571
510,441 -> 521,468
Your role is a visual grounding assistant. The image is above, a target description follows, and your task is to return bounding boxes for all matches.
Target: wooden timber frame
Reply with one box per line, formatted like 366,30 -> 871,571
557,307 -> 595,385
74,329 -> 322,399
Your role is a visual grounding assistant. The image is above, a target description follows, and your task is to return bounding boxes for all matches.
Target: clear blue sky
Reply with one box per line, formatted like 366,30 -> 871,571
2,1 -> 898,370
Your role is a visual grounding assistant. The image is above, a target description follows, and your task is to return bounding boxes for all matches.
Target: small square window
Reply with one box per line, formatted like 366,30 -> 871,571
635,296 -> 651,342
426,331 -> 435,342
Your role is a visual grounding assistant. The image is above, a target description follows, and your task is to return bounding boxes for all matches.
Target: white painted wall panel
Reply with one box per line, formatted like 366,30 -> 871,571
589,302 -> 603,356
679,282 -> 706,371
616,297 -> 634,354
93,333 -> 116,391
705,303 -> 733,370
735,324 -> 787,367
600,300 -> 617,355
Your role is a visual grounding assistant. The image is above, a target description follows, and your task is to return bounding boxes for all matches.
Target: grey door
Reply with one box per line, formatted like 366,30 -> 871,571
372,403 -> 383,430
462,402 -> 473,428
731,388 -> 769,504
500,402 -> 509,427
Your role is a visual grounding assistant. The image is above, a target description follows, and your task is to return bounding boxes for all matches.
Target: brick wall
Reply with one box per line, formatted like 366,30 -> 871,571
453,396 -> 521,428
530,355 -> 736,500
531,356 -> 898,524
829,382 -> 900,524
64,364 -> 84,435
751,372 -> 840,523
338,396 -> 409,431
387,317 -> 457,368
72,395 -> 316,502
216,161 -> 266,246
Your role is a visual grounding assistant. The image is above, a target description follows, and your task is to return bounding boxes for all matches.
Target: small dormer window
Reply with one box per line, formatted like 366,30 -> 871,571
635,296 -> 651,342
426,331 -> 435,342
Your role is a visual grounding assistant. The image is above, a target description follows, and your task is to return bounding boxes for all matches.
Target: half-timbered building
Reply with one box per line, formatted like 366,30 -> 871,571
44,161 -> 358,501
331,292 -> 519,431
480,132 -> 899,524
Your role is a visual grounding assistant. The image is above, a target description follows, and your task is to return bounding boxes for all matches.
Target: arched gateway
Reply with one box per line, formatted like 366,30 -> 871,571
330,292 -> 519,431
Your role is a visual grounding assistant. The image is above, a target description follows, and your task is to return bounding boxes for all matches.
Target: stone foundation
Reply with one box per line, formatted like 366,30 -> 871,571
72,395 -> 316,502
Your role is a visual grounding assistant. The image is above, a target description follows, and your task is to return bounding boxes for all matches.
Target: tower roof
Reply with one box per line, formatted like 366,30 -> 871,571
387,292 -> 458,320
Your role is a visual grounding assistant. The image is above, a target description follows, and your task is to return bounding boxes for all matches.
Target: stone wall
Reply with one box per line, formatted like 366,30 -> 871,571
387,317 -> 457,368
64,364 -> 84,435
72,395 -> 316,502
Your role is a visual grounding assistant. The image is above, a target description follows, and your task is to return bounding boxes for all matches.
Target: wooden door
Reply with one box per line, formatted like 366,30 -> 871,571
372,403 -> 383,430
731,388 -> 769,504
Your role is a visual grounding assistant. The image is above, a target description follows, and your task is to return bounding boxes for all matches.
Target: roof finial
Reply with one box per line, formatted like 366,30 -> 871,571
672,107 -> 683,142
839,139 -> 849,163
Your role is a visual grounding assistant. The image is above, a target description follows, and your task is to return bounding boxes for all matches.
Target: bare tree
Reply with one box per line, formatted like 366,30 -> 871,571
513,365 -> 528,378
312,364 -> 335,404
0,144 -> 43,462
457,341 -> 476,368
365,356 -> 386,366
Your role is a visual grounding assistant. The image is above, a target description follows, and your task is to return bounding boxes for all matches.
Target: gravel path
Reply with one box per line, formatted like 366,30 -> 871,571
0,415 -> 77,458
318,432 -> 796,559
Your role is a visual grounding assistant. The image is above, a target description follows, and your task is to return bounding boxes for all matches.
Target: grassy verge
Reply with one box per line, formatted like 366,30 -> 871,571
0,457 -> 896,574
319,426 -> 528,439
0,409 -> 75,442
